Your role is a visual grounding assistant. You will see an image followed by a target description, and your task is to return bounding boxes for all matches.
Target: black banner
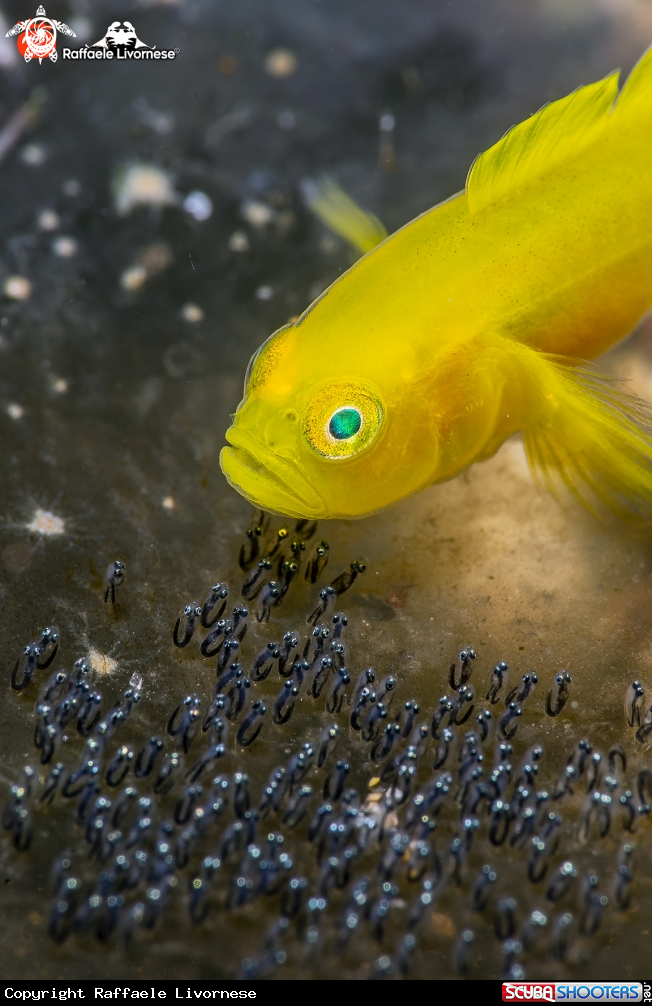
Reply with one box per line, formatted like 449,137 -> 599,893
0,986 -> 260,1000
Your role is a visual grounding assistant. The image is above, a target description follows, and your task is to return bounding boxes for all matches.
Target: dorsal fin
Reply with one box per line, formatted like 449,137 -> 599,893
300,176 -> 388,254
466,72 -> 620,214
611,45 -> 652,124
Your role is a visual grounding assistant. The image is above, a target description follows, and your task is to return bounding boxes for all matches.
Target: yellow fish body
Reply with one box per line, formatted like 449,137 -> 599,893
221,49 -> 652,520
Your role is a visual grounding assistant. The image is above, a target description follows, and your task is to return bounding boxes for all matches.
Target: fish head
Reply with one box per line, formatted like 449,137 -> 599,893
220,314 -> 441,520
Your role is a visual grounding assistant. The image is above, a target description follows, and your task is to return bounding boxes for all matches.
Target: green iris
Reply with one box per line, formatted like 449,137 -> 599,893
329,407 -> 362,440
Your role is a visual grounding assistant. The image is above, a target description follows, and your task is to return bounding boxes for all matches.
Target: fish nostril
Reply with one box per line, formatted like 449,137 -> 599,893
285,410 -> 298,423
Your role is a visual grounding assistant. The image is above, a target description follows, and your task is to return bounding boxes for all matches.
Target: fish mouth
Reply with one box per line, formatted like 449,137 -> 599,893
220,427 -> 323,518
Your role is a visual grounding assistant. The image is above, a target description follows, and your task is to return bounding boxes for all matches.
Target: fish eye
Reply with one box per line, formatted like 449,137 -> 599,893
328,407 -> 362,440
303,383 -> 383,459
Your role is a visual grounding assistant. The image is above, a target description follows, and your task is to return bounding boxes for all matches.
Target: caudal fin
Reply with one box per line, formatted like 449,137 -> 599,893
522,354 -> 652,519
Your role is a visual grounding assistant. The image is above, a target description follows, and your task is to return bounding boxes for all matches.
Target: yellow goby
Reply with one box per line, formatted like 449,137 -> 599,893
221,48 -> 652,521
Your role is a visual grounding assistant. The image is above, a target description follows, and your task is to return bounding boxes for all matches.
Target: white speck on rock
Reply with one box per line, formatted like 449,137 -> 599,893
89,648 -> 117,675
114,164 -> 178,216
25,508 -> 66,536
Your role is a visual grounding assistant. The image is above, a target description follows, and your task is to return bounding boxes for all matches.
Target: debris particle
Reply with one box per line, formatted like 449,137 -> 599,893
255,285 -> 274,301
218,54 -> 237,75
20,143 -> 46,166
204,103 -> 254,148
132,96 -> 174,136
121,243 -> 173,292
180,303 -> 204,323
0,91 -> 45,164
37,209 -> 60,231
319,233 -> 339,255
241,200 -> 274,228
265,48 -> 298,78
129,672 -> 143,692
88,647 -> 118,675
3,276 -> 31,300
120,265 -> 147,291
183,190 -> 213,221
62,179 -> 81,197
139,242 -> 173,274
162,496 -> 176,511
113,163 -> 177,216
228,230 -> 250,252
162,341 -> 202,379
379,111 -> 398,173
52,236 -> 78,258
277,109 -> 296,130
0,18 -> 18,69
48,376 -> 68,394
6,403 -> 24,420
25,508 -> 66,537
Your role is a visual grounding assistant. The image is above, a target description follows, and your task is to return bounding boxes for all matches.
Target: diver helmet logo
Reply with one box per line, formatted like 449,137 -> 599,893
5,5 -> 76,63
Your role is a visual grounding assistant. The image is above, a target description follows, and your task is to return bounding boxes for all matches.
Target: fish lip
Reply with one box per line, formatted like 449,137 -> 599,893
222,427 -> 323,515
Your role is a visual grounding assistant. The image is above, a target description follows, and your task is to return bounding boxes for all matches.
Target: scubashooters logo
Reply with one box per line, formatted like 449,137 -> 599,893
62,21 -> 179,61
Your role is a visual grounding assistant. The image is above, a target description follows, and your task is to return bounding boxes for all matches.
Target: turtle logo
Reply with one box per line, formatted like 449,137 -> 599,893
6,5 -> 76,63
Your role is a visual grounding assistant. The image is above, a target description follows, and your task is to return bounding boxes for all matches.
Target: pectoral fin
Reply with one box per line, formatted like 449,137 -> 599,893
518,347 -> 652,519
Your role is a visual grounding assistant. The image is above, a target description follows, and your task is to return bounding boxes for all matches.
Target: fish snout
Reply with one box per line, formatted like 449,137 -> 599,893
222,426 -> 324,518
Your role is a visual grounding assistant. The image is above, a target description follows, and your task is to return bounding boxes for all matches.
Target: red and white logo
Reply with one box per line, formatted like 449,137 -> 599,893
503,984 -> 643,1002
503,986 -> 555,1002
5,5 -> 76,63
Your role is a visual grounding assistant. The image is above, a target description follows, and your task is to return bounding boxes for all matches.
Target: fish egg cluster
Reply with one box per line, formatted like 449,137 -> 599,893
1,513 -> 649,980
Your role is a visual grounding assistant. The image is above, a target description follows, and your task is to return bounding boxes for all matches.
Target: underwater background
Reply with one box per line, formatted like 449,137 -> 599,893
1,0 -> 652,981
